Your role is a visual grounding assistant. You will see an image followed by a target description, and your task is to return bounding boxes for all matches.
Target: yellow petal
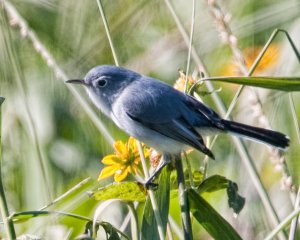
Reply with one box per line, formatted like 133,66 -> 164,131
102,155 -> 124,165
114,140 -> 127,155
114,168 -> 129,182
143,148 -> 150,158
129,165 -> 138,174
128,137 -> 136,148
98,165 -> 118,180
134,158 -> 140,165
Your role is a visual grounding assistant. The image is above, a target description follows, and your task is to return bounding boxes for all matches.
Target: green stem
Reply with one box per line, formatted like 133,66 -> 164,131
264,207 -> 300,240
127,202 -> 139,240
286,31 -> 300,240
225,29 -> 297,119
168,215 -> 184,239
289,187 -> 300,240
184,153 -> 195,188
184,0 -> 195,93
96,0 -> 120,67
0,97 -> 16,240
288,94 -> 300,240
138,143 -> 165,240
10,210 -> 91,222
175,155 -> 193,240
39,177 -> 91,210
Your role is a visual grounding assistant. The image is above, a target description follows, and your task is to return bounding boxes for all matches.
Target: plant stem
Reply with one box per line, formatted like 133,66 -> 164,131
288,94 -> 300,240
289,186 -> 300,240
95,0 -> 119,67
0,97 -> 16,240
184,0 -> 195,93
168,215 -> 184,239
127,202 -> 139,240
175,155 -> 193,240
264,207 -> 300,240
39,177 -> 91,211
138,144 -> 165,240
10,210 -> 91,222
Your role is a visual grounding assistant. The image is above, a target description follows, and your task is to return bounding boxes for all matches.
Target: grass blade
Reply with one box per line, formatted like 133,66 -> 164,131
203,76 -> 300,91
188,189 -> 242,240
0,98 -> 16,240
141,167 -> 171,240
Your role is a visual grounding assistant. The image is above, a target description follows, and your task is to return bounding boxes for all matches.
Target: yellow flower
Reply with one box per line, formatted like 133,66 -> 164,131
221,44 -> 279,76
98,137 -> 149,182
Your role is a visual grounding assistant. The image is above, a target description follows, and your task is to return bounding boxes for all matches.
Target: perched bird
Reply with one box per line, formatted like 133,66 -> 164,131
67,65 -> 289,183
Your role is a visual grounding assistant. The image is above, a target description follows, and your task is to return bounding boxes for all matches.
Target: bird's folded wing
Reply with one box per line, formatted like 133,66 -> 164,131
127,112 -> 215,159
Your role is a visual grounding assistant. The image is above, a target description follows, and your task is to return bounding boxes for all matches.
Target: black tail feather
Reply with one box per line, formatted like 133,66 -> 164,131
221,120 -> 289,149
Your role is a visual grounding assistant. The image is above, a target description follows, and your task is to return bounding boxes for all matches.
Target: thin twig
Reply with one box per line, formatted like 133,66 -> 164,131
264,207 -> 300,240
95,0 -> 119,67
175,155 -> 193,240
0,98 -> 16,240
166,224 -> 174,240
224,29 -> 283,119
127,203 -> 139,240
184,0 -> 195,93
10,210 -> 91,222
180,4 -> 196,234
39,177 -> 91,211
289,186 -> 300,240
288,94 -> 300,240
286,36 -> 300,237
184,153 -> 195,188
168,215 -> 184,240
138,144 -> 165,240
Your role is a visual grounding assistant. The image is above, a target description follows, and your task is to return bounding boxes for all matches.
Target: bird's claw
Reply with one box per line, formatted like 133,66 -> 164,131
144,180 -> 159,190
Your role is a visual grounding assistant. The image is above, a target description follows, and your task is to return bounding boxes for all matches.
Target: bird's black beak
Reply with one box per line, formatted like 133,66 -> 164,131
66,79 -> 88,86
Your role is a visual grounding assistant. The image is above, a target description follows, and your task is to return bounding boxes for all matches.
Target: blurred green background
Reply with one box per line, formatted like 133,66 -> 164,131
0,0 -> 300,239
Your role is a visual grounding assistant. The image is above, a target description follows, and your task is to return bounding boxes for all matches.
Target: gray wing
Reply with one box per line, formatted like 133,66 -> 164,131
120,78 -> 218,158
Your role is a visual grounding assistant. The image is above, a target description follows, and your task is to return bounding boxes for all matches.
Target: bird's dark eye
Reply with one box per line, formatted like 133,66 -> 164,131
94,78 -> 107,87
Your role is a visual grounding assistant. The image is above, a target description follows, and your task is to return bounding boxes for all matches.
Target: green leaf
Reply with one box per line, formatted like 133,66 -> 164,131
171,169 -> 204,189
11,210 -> 92,224
198,175 -> 228,194
101,222 -> 121,240
186,170 -> 204,188
203,76 -> 300,91
188,189 -> 242,240
82,221 -> 94,239
141,167 -> 171,240
93,182 -> 147,202
197,175 -> 245,214
12,211 -> 49,222
227,181 -> 246,215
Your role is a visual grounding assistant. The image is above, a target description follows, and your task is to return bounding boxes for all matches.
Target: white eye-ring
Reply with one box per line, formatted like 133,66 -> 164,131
94,76 -> 107,88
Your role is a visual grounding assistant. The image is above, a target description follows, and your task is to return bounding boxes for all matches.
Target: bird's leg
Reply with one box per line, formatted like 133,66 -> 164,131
144,154 -> 172,189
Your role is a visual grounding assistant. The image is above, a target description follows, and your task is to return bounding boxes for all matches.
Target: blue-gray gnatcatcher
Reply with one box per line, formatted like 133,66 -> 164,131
67,65 -> 289,183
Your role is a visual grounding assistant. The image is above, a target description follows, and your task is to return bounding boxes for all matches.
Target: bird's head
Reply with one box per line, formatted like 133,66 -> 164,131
66,65 -> 140,116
